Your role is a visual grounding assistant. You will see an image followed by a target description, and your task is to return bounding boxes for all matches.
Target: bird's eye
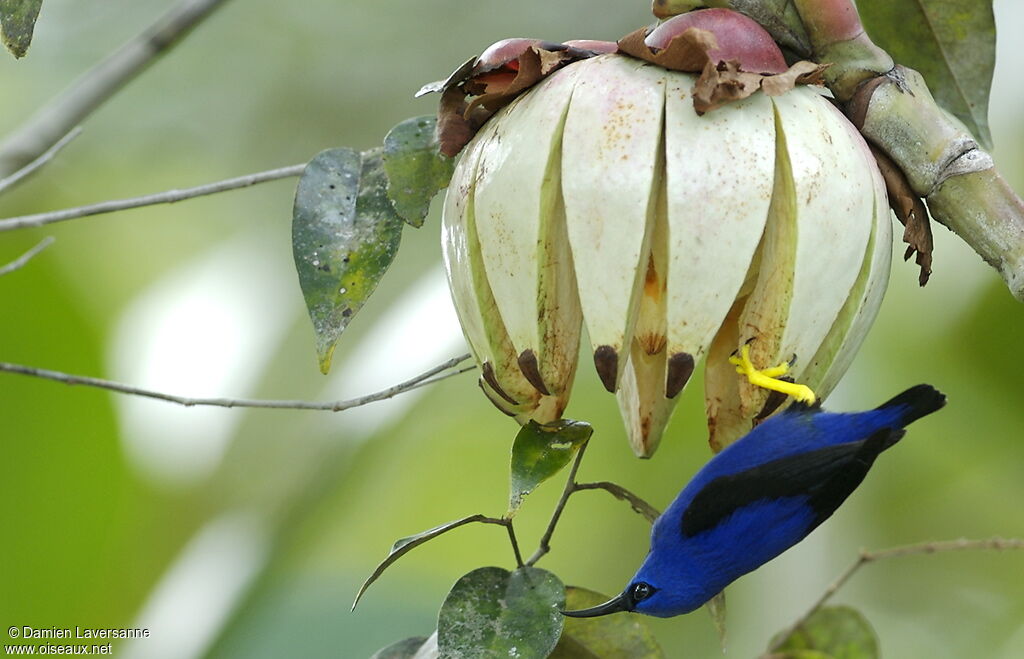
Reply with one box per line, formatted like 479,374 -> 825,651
630,582 -> 656,602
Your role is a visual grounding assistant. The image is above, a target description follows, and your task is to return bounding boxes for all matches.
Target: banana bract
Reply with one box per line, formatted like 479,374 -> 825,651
441,54 -> 891,456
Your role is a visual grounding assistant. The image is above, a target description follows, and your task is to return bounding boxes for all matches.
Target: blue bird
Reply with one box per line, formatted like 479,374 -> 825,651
563,382 -> 946,618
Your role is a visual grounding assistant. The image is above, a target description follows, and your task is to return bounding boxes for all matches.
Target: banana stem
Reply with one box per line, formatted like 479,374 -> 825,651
928,170 -> 1024,300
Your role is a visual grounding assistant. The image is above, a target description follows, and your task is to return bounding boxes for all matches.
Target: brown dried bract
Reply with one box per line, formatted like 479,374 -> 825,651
618,25 -> 716,72
421,42 -> 609,157
871,146 -> 933,286
692,59 -> 828,114
618,25 -> 828,115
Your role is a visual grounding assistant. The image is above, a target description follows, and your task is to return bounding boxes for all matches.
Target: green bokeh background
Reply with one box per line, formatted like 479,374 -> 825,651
1,1 -> 1022,657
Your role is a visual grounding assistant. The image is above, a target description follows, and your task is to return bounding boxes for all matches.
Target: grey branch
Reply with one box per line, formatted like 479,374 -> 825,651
0,0 -> 233,177
575,481 -> 661,523
0,237 -> 56,276
0,163 -> 306,232
0,128 -> 82,195
0,353 -> 475,411
764,537 -> 1024,655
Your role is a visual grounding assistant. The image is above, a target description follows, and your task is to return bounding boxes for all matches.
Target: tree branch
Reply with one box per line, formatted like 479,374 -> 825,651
0,353 -> 474,412
0,0 -> 233,177
524,444 -> 664,567
0,163 -> 306,232
525,443 -> 589,566
504,521 -> 525,569
574,481 -> 661,524
764,537 -> 1024,654
0,237 -> 55,276
0,128 -> 82,196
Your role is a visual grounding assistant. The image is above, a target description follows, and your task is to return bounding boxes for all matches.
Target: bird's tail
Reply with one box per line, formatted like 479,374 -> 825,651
875,384 -> 946,427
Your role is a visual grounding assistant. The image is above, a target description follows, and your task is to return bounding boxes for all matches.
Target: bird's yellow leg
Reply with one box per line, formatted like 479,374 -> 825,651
728,343 -> 817,404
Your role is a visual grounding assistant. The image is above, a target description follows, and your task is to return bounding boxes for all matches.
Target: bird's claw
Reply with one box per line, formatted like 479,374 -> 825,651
727,343 -> 817,404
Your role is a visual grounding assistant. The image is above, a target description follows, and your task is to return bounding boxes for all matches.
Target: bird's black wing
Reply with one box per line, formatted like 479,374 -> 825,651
681,429 -> 904,538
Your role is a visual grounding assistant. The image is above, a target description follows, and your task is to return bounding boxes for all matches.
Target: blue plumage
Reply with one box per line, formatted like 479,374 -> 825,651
563,384 -> 946,619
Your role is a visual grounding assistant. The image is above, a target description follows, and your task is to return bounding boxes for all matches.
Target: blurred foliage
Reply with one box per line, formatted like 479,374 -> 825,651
1,1 -> 1023,658
771,606 -> 879,658
554,587 -> 665,658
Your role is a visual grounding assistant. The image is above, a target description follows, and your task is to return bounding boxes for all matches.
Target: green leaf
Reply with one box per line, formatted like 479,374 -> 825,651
1,0 -> 43,58
437,566 -> 565,659
383,115 -> 455,228
370,635 -> 432,659
352,515 -> 498,611
508,419 -> 593,515
292,147 -> 405,373
550,586 -> 666,658
858,0 -> 996,148
770,606 -> 880,659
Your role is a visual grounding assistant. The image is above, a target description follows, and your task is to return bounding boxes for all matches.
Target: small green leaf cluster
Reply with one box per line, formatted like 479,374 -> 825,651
291,116 -> 455,372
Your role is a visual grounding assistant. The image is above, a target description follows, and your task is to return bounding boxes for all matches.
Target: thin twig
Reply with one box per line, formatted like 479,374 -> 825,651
575,481 -> 661,523
0,0 -> 233,177
525,443 -> 589,567
0,237 -> 55,276
0,128 -> 82,195
504,521 -> 525,569
0,354 -> 474,411
0,163 -> 306,232
353,513 -> 510,611
765,537 -> 1024,654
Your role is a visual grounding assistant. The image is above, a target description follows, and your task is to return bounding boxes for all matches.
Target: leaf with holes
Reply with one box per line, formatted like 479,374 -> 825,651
292,147 -> 405,373
437,566 -> 564,659
550,586 -> 666,658
383,116 -> 455,228
1,0 -> 43,57
859,0 -> 996,148
508,419 -> 592,515
769,606 -> 880,659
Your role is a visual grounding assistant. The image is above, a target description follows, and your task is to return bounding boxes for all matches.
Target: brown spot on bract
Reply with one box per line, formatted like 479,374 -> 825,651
638,333 -> 667,356
643,253 -> 660,300
666,352 -> 695,398
517,349 -> 551,396
594,345 -> 619,393
481,361 -> 519,405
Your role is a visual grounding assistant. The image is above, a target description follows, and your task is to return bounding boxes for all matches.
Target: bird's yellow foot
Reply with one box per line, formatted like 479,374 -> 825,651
728,343 -> 817,404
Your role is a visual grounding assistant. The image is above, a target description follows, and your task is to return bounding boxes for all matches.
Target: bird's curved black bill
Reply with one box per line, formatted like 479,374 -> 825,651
560,593 -> 630,618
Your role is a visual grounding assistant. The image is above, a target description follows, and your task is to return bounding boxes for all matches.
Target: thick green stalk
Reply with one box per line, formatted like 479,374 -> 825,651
928,170 -> 1024,300
792,0 -> 1023,300
790,0 -> 891,101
